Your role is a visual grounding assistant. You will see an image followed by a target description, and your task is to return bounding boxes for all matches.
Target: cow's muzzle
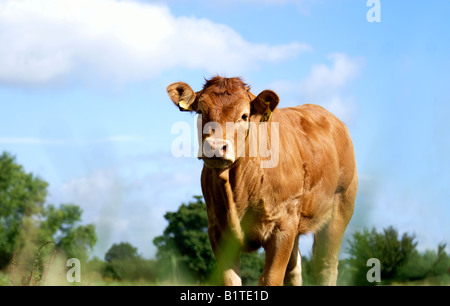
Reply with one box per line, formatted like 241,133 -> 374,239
200,138 -> 234,169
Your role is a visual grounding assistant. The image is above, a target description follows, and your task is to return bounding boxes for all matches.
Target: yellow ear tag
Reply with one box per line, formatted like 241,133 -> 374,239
178,100 -> 192,111
260,101 -> 272,123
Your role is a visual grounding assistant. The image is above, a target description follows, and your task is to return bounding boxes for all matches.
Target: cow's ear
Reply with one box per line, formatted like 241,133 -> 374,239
251,90 -> 279,122
167,82 -> 197,112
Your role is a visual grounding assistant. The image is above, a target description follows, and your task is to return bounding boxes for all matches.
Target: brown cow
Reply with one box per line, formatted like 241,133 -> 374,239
167,76 -> 357,286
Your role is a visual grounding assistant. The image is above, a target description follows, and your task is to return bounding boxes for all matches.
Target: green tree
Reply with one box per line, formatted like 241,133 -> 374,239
0,152 -> 48,269
105,242 -> 138,262
0,152 -> 96,273
153,195 -> 215,283
103,242 -> 156,282
396,243 -> 450,283
40,203 -> 96,262
153,195 -> 265,284
346,226 -> 417,285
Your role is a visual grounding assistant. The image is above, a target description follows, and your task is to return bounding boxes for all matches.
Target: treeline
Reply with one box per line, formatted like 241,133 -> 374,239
92,196 -> 449,286
1,152 -> 449,285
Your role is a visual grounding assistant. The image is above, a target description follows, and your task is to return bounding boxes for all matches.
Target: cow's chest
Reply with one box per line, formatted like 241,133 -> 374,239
239,199 -> 302,251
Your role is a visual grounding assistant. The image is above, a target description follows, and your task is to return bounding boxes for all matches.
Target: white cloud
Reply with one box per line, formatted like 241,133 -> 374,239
0,0 -> 309,85
299,53 -> 364,123
269,53 -> 364,123
300,53 -> 363,97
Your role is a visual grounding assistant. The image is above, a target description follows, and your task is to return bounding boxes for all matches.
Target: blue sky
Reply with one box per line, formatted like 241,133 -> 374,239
0,0 -> 449,259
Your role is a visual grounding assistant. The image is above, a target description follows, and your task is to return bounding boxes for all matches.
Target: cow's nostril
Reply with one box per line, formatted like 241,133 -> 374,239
221,144 -> 228,153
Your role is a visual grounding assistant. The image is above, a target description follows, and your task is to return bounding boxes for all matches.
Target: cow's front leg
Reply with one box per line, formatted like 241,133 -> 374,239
221,256 -> 241,286
210,227 -> 242,286
259,229 -> 296,286
217,240 -> 241,286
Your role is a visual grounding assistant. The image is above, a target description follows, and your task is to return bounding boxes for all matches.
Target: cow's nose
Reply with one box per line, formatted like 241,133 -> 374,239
219,143 -> 228,156
203,138 -> 233,159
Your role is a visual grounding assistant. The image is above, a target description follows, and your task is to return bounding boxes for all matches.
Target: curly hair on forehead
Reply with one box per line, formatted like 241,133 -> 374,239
202,76 -> 249,95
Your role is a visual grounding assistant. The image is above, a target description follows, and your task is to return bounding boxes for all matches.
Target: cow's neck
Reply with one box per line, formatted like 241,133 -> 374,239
212,158 -> 263,246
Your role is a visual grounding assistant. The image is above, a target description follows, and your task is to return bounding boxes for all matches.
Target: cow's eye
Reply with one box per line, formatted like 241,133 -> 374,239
241,114 -> 249,121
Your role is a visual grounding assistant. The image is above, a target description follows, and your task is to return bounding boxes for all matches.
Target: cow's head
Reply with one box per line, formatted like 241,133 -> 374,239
167,77 -> 279,169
